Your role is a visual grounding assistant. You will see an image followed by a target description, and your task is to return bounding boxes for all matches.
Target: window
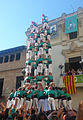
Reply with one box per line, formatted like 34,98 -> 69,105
4,55 -> 9,63
69,31 -> 77,39
0,57 -> 3,64
16,53 -> 20,60
10,54 -> 15,62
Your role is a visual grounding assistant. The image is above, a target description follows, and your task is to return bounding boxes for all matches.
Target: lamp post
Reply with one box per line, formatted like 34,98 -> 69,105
22,68 -> 26,76
58,64 -> 64,76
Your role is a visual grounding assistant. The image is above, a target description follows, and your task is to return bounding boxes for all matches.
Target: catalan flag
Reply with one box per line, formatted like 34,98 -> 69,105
63,75 -> 76,94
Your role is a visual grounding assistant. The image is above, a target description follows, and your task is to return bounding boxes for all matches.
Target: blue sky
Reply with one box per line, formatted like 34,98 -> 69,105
0,0 -> 83,51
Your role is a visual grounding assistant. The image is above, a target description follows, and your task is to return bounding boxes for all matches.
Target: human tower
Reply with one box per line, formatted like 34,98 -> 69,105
24,14 -> 53,86
5,15 -> 72,114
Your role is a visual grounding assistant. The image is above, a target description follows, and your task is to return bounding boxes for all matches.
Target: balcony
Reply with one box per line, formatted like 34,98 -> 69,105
59,74 -> 83,87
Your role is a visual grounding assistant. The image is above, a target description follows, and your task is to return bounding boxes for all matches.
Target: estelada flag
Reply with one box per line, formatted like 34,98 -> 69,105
63,75 -> 76,94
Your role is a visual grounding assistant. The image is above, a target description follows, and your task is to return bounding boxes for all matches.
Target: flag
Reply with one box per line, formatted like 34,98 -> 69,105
65,15 -> 77,34
63,75 -> 76,94
49,21 -> 58,39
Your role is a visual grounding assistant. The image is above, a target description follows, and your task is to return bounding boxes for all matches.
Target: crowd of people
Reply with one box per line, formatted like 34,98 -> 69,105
0,82 -> 83,120
63,68 -> 83,76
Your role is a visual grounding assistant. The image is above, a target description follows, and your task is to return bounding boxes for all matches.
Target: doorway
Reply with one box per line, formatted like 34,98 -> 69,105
65,56 -> 82,72
0,79 -> 4,96
69,56 -> 81,71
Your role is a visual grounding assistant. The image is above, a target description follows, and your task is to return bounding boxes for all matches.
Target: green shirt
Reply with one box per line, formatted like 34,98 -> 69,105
48,89 -> 56,97
24,76 -> 33,83
34,38 -> 38,42
19,90 -> 25,97
29,33 -> 34,37
37,90 -> 44,99
46,58 -> 52,63
37,58 -> 44,64
56,89 -> 61,97
47,29 -> 50,34
9,92 -> 14,98
28,45 -> 34,50
43,89 -> 49,96
26,90 -> 32,99
14,91 -> 19,97
32,79 -> 37,83
32,63 -> 37,68
48,75 -> 53,80
65,93 -> 70,98
8,108 -> 15,120
47,43 -> 51,48
34,51 -> 38,55
39,42 -> 44,46
44,79 -> 50,83
60,90 -> 65,96
32,89 -> 37,97
44,48 -> 48,52
36,76 -> 44,81
54,89 -> 57,98
25,60 -> 33,66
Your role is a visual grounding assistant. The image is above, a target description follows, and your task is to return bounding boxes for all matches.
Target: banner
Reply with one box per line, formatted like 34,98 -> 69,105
64,75 -> 76,94
49,21 -> 58,39
75,74 -> 83,83
65,15 -> 77,34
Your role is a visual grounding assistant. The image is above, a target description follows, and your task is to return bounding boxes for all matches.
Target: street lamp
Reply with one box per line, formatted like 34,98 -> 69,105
58,64 -> 64,76
22,68 -> 26,76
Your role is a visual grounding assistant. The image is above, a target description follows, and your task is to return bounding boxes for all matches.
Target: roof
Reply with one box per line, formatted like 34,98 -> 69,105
0,45 -> 26,57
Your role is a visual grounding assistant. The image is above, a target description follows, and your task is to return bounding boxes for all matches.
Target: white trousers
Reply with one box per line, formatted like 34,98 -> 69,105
38,99 -> 44,112
55,99 -> 58,110
47,35 -> 50,40
39,47 -> 44,55
20,98 -> 24,108
34,69 -> 38,76
15,97 -> 21,110
58,99 -> 61,108
25,99 -> 32,110
44,99 -> 50,112
26,65 -> 31,74
67,100 -> 72,110
48,97 -> 56,110
38,64 -> 43,73
62,100 -> 67,109
48,48 -> 52,56
11,98 -> 15,109
35,55 -> 38,60
45,68 -> 49,76
28,51 -> 32,59
32,98 -> 38,109
6,99 -> 12,109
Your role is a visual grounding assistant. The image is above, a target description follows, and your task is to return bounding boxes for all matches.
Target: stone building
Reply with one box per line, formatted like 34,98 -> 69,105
0,45 -> 26,98
48,7 -> 83,109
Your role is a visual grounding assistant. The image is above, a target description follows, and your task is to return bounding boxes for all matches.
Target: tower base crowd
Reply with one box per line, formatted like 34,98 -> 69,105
0,82 -> 83,120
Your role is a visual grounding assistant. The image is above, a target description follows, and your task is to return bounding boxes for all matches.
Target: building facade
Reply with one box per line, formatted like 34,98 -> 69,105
48,7 -> 83,109
0,46 -> 26,99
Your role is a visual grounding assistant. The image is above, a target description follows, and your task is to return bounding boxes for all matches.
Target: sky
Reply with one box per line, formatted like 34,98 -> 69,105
0,0 -> 83,51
